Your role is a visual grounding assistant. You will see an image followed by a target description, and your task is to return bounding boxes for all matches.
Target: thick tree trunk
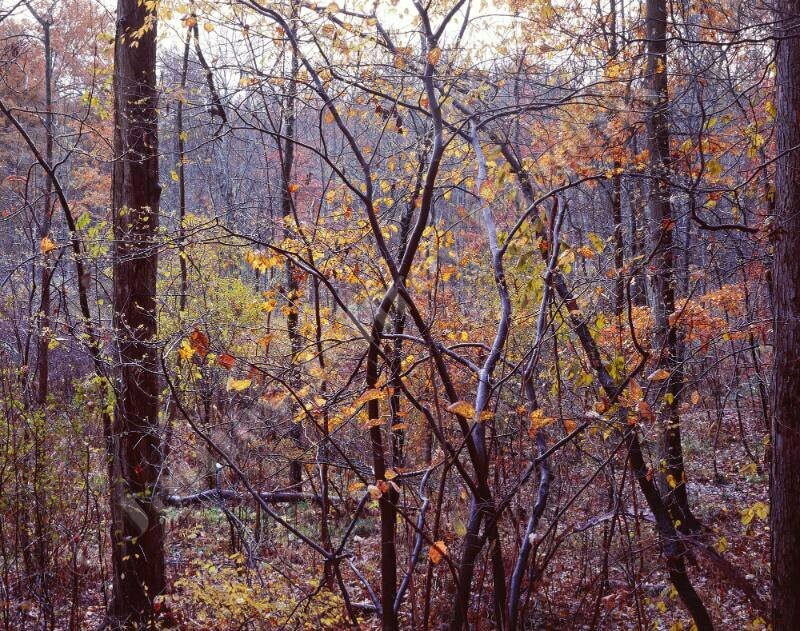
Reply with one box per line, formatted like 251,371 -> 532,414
770,1 -> 800,628
108,1 -> 166,625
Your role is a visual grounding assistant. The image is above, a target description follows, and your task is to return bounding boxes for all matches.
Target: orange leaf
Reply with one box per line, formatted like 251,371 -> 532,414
429,540 -> 447,565
446,401 -> 475,418
647,368 -> 670,381
40,236 -> 57,255
427,47 -> 442,65
354,388 -> 383,407
529,409 -> 554,437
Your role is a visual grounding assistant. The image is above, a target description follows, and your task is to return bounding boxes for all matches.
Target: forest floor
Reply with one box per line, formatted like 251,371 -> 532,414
26,409 -> 769,630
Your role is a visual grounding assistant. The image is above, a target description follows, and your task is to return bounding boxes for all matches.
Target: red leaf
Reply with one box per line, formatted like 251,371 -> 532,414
189,328 -> 209,358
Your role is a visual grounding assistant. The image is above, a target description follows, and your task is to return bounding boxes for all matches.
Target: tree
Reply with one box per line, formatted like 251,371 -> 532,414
770,0 -> 800,627
108,0 -> 166,625
644,0 -> 701,534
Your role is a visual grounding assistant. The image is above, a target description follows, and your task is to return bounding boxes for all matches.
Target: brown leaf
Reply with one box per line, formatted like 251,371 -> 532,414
637,400 -> 655,421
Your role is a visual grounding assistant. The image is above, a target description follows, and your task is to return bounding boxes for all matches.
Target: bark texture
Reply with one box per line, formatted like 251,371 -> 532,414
108,0 -> 166,625
771,1 -> 800,627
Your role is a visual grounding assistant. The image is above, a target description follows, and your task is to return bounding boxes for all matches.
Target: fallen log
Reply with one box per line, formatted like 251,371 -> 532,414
163,489 -> 339,507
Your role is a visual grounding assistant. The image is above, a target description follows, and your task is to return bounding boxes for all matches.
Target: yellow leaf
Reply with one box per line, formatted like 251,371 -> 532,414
647,368 -> 670,381
454,520 -> 467,537
178,339 -> 195,362
427,47 -> 442,65
765,100 -> 777,120
588,232 -> 606,253
428,540 -> 447,565
226,378 -> 252,392
706,158 -> 723,179
446,401 -> 475,418
479,180 -> 495,203
40,236 -> 57,255
528,409 -> 554,437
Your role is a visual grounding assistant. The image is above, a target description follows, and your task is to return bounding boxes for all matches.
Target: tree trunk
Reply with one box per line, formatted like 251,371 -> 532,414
36,16 -> 53,407
644,0 -> 700,533
770,1 -> 800,627
108,0 -> 166,625
281,29 -> 304,492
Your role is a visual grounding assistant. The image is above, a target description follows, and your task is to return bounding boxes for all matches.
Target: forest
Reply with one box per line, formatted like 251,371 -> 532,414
0,0 -> 798,628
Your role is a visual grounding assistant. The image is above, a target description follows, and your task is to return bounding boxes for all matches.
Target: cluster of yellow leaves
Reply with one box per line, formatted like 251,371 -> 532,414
170,554 -> 347,628
245,250 -> 281,273
741,501 -> 769,526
